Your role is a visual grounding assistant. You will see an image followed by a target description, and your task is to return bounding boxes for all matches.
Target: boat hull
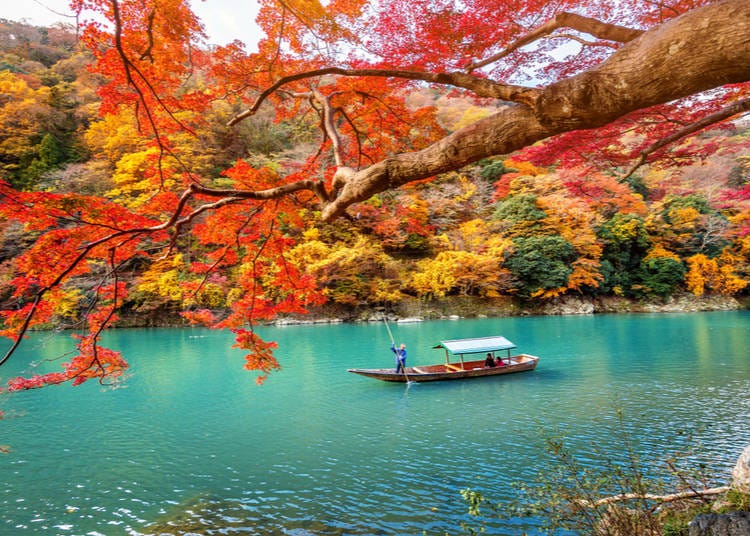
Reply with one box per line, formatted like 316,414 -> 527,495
348,354 -> 539,383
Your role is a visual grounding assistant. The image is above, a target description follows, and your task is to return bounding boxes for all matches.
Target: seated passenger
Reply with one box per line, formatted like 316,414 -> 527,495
484,353 -> 495,367
495,356 -> 505,367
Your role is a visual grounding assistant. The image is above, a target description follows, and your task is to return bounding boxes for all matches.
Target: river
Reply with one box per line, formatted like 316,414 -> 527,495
1,311 -> 749,535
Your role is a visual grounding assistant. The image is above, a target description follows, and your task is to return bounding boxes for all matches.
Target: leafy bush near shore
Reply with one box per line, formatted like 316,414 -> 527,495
459,410 -> 746,535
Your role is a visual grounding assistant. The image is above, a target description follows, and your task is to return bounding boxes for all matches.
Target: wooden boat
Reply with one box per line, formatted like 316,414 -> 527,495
348,335 -> 539,383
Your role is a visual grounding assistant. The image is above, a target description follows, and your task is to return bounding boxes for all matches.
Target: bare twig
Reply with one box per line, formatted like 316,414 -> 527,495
576,486 -> 730,508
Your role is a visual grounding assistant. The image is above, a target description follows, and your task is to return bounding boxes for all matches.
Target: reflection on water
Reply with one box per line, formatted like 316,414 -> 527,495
1,311 -> 749,534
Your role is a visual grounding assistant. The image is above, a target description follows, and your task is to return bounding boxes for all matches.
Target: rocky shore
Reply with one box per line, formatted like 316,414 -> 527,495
112,293 -> 747,328
269,293 -> 747,326
687,444 -> 750,536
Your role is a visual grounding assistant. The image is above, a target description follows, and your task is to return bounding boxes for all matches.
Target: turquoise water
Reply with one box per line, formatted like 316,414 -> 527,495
1,312 -> 749,535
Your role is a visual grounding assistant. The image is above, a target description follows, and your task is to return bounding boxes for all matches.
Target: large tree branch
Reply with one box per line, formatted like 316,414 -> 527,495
466,12 -> 644,73
321,0 -> 750,220
228,67 -> 539,126
190,180 -> 328,203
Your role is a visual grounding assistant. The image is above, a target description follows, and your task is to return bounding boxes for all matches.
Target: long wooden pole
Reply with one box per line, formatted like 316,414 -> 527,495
383,316 -> 411,383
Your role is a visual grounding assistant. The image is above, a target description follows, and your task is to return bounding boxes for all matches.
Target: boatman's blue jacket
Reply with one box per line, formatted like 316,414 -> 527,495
391,344 -> 407,366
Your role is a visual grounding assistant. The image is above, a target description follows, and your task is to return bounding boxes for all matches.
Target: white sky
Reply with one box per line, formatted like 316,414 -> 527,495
1,0 -> 263,47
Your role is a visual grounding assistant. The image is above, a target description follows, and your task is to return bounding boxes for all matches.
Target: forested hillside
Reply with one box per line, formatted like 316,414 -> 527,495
2,18 -> 747,319
0,0 -> 749,387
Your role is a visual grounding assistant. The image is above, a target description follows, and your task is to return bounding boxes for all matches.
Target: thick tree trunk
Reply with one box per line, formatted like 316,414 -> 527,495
321,0 -> 750,220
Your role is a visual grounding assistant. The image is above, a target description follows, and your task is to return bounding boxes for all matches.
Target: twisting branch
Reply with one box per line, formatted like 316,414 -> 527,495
313,89 -> 346,167
158,178 -> 333,260
337,105 -> 369,169
0,294 -> 43,367
88,247 -> 121,384
268,3 -> 287,70
302,90 -> 359,198
111,0 -> 194,137
184,211 -> 258,304
228,67 -> 539,126
189,180 -> 329,203
0,175 -> 332,368
139,8 -> 156,61
245,211 -> 278,323
465,12 -> 644,73
621,97 -> 750,181
0,231 -> 140,369
110,0 -> 204,191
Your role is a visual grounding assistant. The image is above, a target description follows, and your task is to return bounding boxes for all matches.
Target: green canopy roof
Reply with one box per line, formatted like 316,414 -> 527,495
434,336 -> 516,355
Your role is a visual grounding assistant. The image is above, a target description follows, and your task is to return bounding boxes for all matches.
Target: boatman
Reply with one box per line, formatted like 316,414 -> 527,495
391,343 -> 407,373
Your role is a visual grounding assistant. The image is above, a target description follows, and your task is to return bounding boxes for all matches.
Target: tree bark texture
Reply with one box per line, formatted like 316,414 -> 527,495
321,0 -> 750,220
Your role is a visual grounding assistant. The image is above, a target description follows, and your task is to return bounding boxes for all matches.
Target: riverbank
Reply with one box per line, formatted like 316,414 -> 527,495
267,293 -> 748,326
112,293 -> 748,328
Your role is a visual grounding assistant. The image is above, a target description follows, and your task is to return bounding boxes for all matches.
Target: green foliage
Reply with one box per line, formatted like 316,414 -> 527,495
493,194 -> 546,223
18,158 -> 49,189
655,488 -> 750,536
403,232 -> 433,253
478,159 -> 511,182
624,173 -> 649,200
597,214 -> 652,296
504,235 -> 576,297
244,119 -> 297,156
598,214 -> 651,260
37,133 -> 63,167
596,259 -> 622,295
659,505 -> 713,536
460,488 -> 486,517
661,194 -> 713,223
634,256 -> 687,298
18,133 -> 66,187
726,490 -> 750,511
